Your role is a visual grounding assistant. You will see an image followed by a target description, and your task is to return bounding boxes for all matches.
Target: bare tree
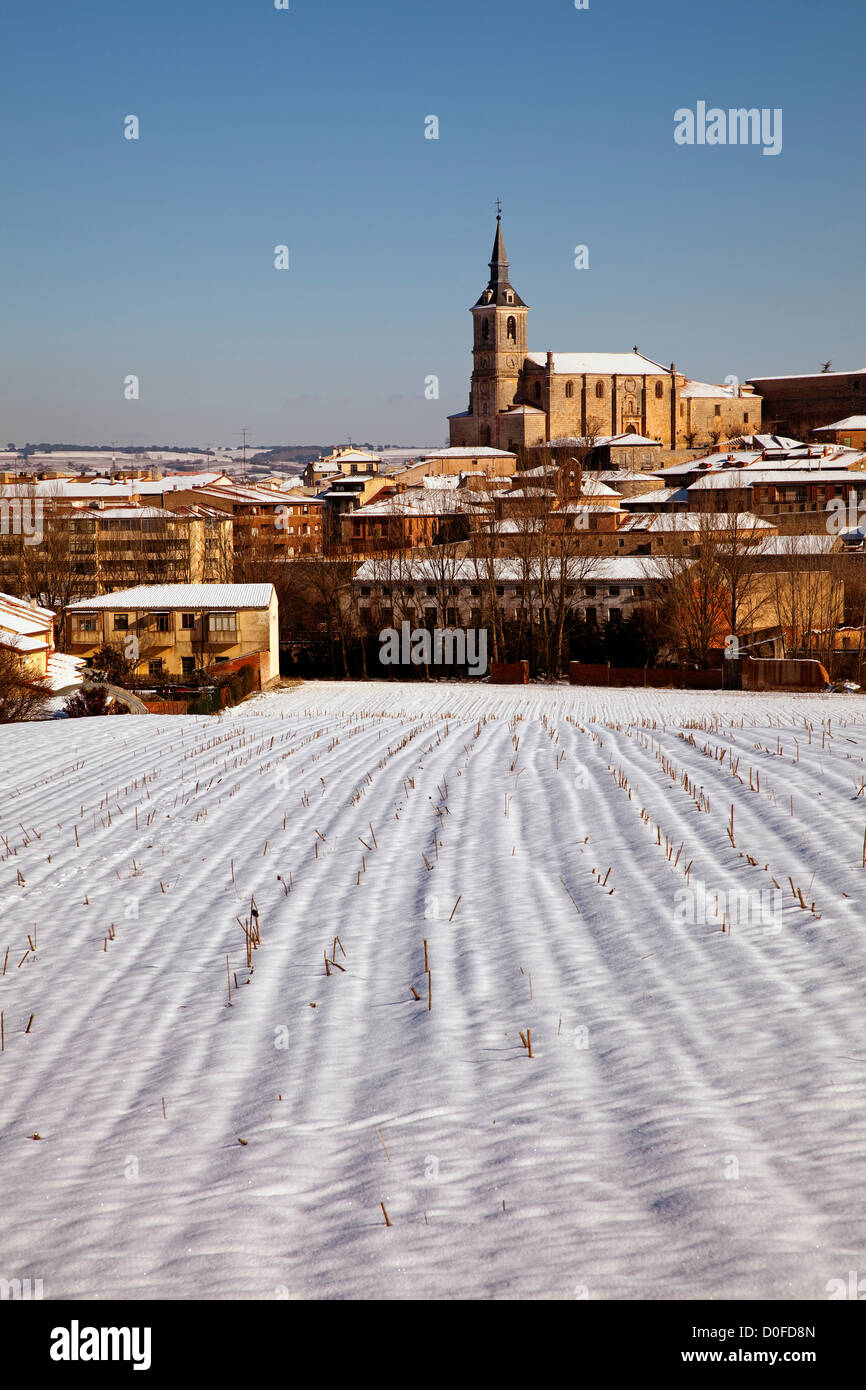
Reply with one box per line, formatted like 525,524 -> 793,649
0,646 -> 52,722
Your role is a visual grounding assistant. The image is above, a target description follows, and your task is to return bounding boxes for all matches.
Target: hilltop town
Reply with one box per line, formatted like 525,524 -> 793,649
3,217 -> 866,712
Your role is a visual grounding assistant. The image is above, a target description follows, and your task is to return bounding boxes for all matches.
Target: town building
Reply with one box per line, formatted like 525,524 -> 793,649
746,368 -> 866,438
65,583 -> 279,684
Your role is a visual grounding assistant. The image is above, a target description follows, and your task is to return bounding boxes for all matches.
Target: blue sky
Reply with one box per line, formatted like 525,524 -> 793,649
1,0 -> 863,447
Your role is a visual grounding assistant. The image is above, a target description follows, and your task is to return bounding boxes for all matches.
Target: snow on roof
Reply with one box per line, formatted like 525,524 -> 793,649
502,404 -> 546,415
623,487 -> 691,505
525,351 -> 669,375
659,452 -> 764,477
747,368 -> 866,381
606,433 -> 664,447
679,379 -> 739,399
421,447 -> 516,459
759,536 -> 838,554
619,511 -> 773,532
579,478 -> 620,497
44,651 -> 85,692
67,584 -> 274,611
813,417 -> 866,431
0,630 -> 50,655
546,434 -> 663,449
597,469 -> 663,483
689,468 -> 866,488
0,591 -> 54,632
354,555 -> 670,583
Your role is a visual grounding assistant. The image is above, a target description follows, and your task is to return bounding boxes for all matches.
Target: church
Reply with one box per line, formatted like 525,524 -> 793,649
448,215 -> 760,455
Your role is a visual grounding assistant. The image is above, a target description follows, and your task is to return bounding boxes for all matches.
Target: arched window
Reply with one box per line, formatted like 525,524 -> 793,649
565,381 -> 574,399
655,381 -> 664,399
595,381 -> 605,399
482,319 -> 490,341
534,381 -> 542,400
506,315 -> 517,342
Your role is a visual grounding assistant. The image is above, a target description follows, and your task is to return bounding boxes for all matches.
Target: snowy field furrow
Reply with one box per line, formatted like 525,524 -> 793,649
1,680 -> 865,1300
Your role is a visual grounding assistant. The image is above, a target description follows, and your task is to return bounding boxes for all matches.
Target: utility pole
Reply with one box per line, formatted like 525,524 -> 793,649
237,427 -> 252,482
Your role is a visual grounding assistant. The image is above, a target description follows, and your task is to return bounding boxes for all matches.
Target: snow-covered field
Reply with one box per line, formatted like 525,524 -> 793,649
1,680 -> 865,1300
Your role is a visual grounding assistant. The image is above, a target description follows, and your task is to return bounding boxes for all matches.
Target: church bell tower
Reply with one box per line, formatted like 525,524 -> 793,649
469,209 -> 529,440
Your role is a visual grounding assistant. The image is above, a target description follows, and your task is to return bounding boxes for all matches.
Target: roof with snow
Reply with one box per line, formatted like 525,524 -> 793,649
421,447 -> 516,459
814,417 -> 866,431
525,351 -> 669,375
354,556 -> 670,584
679,379 -> 740,399
618,511 -> 773,532
67,584 -> 275,611
0,592 -> 55,633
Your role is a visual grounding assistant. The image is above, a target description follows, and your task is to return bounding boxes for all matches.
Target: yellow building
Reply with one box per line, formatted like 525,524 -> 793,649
65,583 -> 279,684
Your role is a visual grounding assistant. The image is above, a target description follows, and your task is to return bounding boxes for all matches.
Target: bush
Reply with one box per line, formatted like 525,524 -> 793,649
63,685 -> 113,717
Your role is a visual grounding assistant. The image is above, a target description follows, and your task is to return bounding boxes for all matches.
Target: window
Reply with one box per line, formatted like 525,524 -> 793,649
113,614 -> 129,630
154,614 -> 170,632
446,608 -> 457,626
209,612 -> 237,632
714,404 -> 721,417
360,586 -> 371,596
565,381 -> 574,399
584,585 -> 597,597
585,607 -> 597,626
507,315 -> 517,342
181,613 -> 196,630
470,608 -> 481,624
595,381 -> 605,399
77,615 -> 97,633
744,413 -> 750,424
608,586 -> 620,596
482,319 -> 490,340
470,585 -> 480,596
181,657 -> 196,676
148,659 -> 163,677
426,586 -> 436,596
534,382 -> 541,400
655,382 -> 664,399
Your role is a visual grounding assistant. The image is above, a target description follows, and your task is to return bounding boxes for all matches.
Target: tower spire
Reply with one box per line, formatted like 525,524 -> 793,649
475,206 -> 526,308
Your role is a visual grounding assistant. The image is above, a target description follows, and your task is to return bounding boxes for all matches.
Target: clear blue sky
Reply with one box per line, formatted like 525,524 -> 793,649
1,0 -> 863,448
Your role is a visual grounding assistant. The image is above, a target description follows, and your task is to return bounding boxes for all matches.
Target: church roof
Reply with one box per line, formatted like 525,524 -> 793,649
473,215 -> 527,309
525,351 -> 670,375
